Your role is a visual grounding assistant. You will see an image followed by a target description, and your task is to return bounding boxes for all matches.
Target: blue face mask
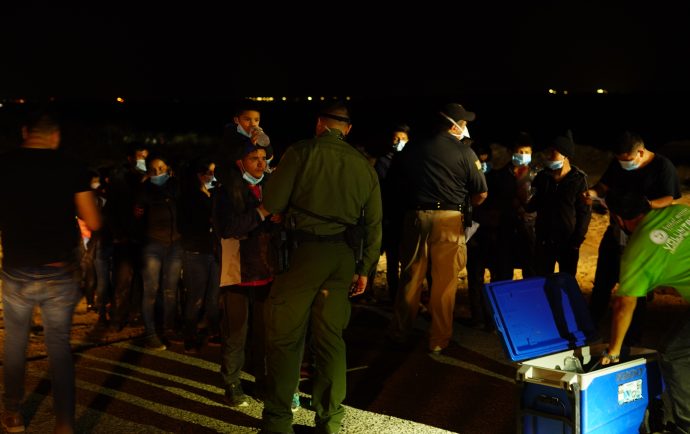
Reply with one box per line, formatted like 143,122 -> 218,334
204,176 -> 217,190
512,153 -> 531,167
237,124 -> 251,138
546,159 -> 564,170
618,159 -> 640,171
480,161 -> 491,173
242,172 -> 264,185
150,173 -> 170,186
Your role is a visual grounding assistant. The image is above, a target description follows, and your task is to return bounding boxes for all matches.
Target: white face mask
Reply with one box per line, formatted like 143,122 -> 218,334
440,112 -> 469,140
395,139 -> 407,152
135,159 -> 147,173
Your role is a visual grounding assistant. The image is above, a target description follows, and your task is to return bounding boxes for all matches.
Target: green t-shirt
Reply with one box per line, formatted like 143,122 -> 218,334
619,204 -> 690,303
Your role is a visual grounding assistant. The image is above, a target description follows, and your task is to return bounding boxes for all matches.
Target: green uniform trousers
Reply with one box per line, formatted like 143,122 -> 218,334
262,240 -> 354,434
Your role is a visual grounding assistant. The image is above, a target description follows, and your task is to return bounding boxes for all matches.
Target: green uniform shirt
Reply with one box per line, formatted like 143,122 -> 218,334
263,129 -> 383,274
619,204 -> 690,303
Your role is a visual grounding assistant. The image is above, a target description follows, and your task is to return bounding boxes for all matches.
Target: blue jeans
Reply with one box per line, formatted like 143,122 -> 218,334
94,242 -> 113,318
1,266 -> 81,429
182,251 -> 220,336
141,240 -> 183,337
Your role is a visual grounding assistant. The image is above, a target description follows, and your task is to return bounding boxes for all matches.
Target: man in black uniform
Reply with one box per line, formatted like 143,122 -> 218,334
390,103 -> 488,354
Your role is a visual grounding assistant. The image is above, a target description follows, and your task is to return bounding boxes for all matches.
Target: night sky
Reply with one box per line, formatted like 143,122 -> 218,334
2,3 -> 690,101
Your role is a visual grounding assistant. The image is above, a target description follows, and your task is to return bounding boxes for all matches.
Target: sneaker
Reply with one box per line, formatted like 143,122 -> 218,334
163,329 -> 184,345
291,393 -> 301,412
1,411 -> 25,433
183,339 -> 201,355
224,383 -> 249,407
430,345 -> 443,355
143,335 -> 167,351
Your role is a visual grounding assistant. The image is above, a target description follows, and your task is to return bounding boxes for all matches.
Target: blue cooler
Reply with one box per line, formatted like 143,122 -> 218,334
483,274 -> 664,434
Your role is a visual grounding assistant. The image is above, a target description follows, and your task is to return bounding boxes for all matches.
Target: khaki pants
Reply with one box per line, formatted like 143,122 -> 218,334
392,210 -> 466,350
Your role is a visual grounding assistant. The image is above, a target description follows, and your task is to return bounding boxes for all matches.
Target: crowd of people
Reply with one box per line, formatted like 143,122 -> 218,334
1,99 -> 688,434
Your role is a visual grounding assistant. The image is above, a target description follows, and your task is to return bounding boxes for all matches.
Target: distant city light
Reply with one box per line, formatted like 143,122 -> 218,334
116,97 -> 125,103
548,89 -> 557,94
596,88 -> 608,94
16,98 -> 25,104
563,90 -> 569,95
0,103 -> 3,108
244,96 -> 347,102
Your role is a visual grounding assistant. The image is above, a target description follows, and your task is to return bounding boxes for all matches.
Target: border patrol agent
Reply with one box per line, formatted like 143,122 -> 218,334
260,101 -> 382,434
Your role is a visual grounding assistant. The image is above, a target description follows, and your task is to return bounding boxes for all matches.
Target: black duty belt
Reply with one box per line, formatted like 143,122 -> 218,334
414,202 -> 464,212
293,230 -> 346,243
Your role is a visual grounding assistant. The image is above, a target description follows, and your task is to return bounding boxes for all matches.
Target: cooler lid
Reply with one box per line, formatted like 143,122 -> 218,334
483,273 -> 598,362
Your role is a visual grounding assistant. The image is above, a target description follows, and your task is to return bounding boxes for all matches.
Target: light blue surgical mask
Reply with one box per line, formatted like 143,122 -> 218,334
546,159 -> 564,170
204,176 -> 217,190
618,159 -> 640,171
242,172 -> 264,185
237,124 -> 251,138
135,159 -> 147,173
150,173 -> 170,186
480,161 -> 491,173
512,153 -> 531,167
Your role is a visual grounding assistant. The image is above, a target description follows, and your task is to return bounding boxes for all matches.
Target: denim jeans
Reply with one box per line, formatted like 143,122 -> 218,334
182,251 -> 220,336
110,242 -> 143,327
141,240 -> 183,336
94,242 -> 113,318
1,266 -> 81,429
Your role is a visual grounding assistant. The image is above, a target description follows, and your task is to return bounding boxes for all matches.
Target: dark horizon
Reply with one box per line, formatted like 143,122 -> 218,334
2,4 -> 690,100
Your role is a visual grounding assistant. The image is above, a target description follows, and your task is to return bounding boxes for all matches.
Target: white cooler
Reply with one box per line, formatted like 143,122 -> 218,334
483,274 -> 664,434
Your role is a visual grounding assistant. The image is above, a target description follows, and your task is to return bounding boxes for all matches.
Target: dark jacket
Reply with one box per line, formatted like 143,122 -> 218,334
136,177 -> 181,246
178,188 -> 215,254
213,168 -> 277,285
526,166 -> 592,247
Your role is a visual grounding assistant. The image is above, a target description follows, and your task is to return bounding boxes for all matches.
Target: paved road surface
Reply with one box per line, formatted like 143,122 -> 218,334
0,289 -> 685,433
